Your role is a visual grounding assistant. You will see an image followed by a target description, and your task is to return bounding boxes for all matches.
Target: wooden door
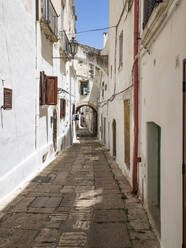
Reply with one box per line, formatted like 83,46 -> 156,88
113,120 -> 116,157
124,100 -> 130,168
183,60 -> 186,247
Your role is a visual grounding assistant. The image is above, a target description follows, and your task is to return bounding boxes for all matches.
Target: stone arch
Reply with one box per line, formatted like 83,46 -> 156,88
76,103 -> 98,136
76,102 -> 98,113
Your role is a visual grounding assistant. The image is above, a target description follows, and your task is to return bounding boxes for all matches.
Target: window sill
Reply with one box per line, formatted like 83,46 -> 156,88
141,1 -> 169,48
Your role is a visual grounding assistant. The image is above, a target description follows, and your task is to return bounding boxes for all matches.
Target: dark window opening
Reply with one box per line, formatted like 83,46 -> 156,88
143,0 -> 163,29
80,81 -> 89,95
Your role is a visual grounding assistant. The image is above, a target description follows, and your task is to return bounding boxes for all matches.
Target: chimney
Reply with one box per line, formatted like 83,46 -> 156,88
103,32 -> 108,48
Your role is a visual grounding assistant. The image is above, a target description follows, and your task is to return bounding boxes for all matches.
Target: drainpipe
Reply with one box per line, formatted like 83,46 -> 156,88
132,0 -> 139,193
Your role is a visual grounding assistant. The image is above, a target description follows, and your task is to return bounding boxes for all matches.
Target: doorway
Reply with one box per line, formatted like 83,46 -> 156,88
124,100 -> 130,168
147,122 -> 161,235
112,119 -> 116,157
104,117 -> 106,145
53,109 -> 57,151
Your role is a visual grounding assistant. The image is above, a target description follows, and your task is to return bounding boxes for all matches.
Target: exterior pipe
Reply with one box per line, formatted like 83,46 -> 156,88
132,0 -> 139,193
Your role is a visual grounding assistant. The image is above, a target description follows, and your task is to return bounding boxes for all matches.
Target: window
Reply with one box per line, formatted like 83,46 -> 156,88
60,99 -> 66,118
43,0 -> 58,38
80,81 -> 89,95
143,0 -> 163,29
124,100 -> 130,168
119,31 -> 123,66
72,104 -> 75,115
40,71 -> 58,105
102,82 -> 105,98
102,89 -> 104,98
4,88 -> 12,109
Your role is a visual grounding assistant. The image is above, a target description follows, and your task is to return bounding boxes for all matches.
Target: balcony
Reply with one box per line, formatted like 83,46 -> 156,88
40,0 -> 58,42
60,31 -> 70,58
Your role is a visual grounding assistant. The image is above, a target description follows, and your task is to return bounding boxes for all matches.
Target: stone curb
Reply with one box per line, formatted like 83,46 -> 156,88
102,147 -> 161,248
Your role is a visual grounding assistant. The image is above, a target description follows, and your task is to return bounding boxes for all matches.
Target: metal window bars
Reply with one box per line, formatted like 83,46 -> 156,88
60,30 -> 70,56
44,0 -> 58,39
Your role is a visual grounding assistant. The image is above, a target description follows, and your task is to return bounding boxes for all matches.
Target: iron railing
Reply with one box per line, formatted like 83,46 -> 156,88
44,0 -> 58,38
60,31 -> 70,56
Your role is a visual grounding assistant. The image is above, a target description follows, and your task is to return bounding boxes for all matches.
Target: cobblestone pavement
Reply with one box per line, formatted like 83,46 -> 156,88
0,134 -> 160,248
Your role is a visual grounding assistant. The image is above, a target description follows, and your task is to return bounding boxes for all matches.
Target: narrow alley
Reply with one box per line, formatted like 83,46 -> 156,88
0,130 -> 159,248
1,0 -> 185,246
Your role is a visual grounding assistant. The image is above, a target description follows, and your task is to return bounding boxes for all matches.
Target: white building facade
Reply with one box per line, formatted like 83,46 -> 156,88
0,0 -> 77,205
98,0 -> 185,247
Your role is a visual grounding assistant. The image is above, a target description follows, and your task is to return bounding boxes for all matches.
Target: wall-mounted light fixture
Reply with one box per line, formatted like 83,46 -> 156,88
68,37 -> 78,58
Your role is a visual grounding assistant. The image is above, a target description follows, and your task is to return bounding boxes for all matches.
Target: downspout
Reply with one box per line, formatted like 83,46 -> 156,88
132,0 -> 139,193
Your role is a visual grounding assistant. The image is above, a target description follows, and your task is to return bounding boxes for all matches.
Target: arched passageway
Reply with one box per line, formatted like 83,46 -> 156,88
75,105 -> 98,137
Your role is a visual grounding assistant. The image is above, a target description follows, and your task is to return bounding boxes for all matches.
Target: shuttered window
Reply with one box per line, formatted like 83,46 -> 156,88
40,71 -> 58,105
60,99 -> 66,118
45,76 -> 58,105
4,88 -> 12,109
143,0 -> 162,29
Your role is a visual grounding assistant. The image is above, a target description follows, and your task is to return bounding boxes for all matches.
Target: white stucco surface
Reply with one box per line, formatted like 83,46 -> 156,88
0,0 -> 36,200
0,0 -> 77,206
138,1 -> 184,246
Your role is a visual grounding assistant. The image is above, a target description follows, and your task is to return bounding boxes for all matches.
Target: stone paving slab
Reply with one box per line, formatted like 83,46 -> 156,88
0,134 -> 160,248
88,223 -> 131,248
93,209 -> 127,223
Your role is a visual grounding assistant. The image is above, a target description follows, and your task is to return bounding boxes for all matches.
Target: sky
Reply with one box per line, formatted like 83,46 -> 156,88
74,0 -> 109,49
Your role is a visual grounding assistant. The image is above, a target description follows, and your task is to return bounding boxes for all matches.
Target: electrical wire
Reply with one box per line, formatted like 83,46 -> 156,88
67,26 -> 116,35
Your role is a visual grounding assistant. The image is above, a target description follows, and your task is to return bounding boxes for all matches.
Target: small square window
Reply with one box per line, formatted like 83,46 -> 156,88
80,81 -> 89,95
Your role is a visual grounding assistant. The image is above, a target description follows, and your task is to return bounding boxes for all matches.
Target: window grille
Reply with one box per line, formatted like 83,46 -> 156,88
44,0 -> 58,38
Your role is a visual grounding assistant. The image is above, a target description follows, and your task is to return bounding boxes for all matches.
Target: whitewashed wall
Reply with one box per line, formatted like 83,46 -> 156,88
138,1 -> 184,247
0,0 -> 77,206
98,0 -> 134,184
0,0 -> 36,202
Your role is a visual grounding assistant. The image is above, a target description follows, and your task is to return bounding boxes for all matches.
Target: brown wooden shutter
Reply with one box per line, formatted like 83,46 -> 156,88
45,76 -> 58,105
40,71 -> 46,105
4,88 -> 12,109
